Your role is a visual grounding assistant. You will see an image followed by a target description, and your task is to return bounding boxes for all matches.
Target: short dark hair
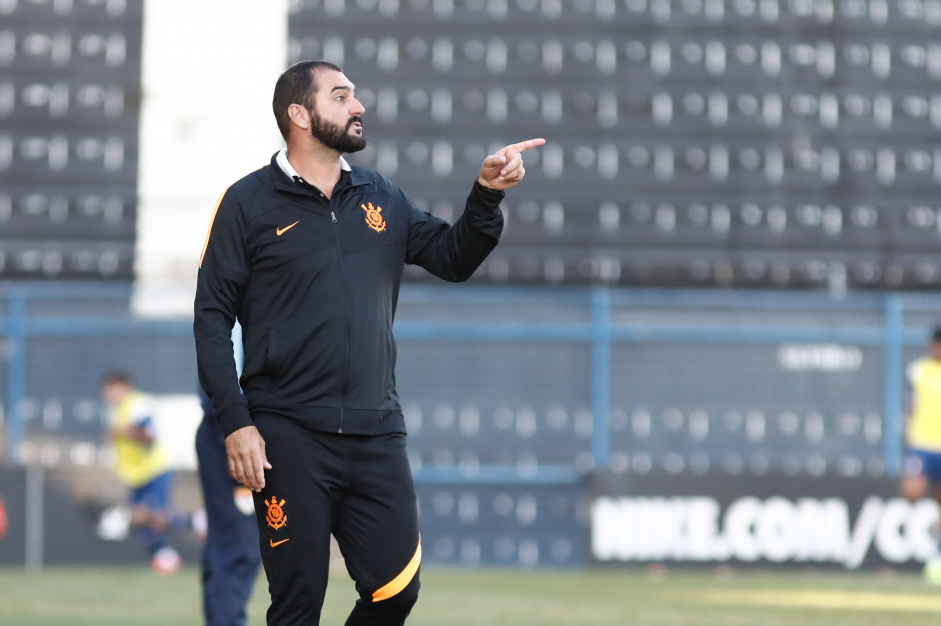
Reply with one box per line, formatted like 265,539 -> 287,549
101,371 -> 132,386
933,326 -> 941,343
272,60 -> 343,140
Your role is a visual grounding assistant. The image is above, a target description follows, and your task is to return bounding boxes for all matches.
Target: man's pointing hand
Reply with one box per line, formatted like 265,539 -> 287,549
478,138 -> 546,192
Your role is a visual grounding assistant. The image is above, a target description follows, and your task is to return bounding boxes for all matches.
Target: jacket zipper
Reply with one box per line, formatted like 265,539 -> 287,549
329,206 -> 353,434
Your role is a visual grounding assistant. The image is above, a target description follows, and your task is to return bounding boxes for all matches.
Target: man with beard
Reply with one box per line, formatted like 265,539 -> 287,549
194,59 -> 543,626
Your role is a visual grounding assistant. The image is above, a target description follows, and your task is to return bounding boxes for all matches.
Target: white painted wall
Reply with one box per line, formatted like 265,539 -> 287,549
133,0 -> 288,317
151,393 -> 202,470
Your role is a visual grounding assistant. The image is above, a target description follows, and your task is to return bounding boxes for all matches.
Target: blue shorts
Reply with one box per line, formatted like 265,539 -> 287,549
130,472 -> 174,511
903,449 -> 941,483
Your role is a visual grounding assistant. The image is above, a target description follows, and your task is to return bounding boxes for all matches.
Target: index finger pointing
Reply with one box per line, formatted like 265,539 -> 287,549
507,138 -> 546,154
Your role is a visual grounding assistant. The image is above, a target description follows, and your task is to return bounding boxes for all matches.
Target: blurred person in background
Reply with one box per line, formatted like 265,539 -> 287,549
197,387 -> 261,626
901,326 -> 941,583
101,372 -> 184,574
196,321 -> 261,626
195,59 -> 542,625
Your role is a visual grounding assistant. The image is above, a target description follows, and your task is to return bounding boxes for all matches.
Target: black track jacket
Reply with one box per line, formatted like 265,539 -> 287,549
194,152 -> 504,438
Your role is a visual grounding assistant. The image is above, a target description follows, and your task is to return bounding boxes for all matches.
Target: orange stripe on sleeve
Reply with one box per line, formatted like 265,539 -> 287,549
372,537 -> 421,602
199,189 -> 229,268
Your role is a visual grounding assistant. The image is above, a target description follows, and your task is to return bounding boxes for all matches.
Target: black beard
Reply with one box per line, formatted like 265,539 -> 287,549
310,109 -> 366,153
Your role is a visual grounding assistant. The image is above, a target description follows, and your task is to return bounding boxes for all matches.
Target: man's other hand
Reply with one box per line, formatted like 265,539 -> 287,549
225,425 -> 272,492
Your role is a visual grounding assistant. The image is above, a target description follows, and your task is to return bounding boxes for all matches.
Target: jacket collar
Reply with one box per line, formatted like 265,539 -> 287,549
276,147 -> 351,177
268,150 -> 372,195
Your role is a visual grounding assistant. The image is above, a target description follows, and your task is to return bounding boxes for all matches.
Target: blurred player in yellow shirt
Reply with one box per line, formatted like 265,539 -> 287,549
902,327 -> 941,583
101,372 -> 182,574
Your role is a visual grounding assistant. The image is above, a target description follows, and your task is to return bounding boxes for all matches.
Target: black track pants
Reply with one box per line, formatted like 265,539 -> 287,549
252,414 -> 421,626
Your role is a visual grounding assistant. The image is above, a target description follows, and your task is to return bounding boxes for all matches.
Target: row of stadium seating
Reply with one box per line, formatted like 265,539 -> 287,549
11,192 -> 928,250
5,131 -> 938,190
406,245 -> 941,285
410,449 -> 887,479
0,241 -> 132,277
265,82 -> 941,135
637,91 -> 941,133
10,398 -> 884,441
14,396 -> 883,456
14,434 -> 887,483
0,80 -> 129,121
1,191 -> 132,230
0,134 -> 128,175
0,29 -> 134,69
410,198 -> 939,240
603,450 -> 887,478
288,35 -> 941,83
417,487 -> 577,529
289,0 -> 941,28
0,0 -> 134,19
407,450 -> 885,479
408,405 -> 882,443
417,531 -> 578,567
11,79 -> 938,138
346,140 -> 941,188
2,243 -> 938,285
443,255 -> 941,288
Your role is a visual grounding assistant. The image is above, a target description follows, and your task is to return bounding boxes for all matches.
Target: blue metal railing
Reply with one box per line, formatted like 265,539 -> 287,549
0,282 -> 934,478
883,296 -> 906,475
395,286 -> 924,477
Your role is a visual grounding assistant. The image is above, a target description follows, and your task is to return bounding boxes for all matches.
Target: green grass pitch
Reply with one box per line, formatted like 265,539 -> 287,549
2,566 -> 941,625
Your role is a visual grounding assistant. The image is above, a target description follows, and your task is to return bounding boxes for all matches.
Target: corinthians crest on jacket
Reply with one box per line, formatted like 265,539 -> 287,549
361,202 -> 386,233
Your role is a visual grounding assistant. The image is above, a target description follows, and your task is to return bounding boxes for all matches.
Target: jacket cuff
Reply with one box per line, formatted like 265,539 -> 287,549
217,403 -> 254,437
471,180 -> 506,208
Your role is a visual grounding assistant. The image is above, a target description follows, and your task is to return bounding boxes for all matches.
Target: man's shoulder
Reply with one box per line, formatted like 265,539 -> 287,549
350,165 -> 399,192
227,164 -> 274,200
217,162 -> 285,219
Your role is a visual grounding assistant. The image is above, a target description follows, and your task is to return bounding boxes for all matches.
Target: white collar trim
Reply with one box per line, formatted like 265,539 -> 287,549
276,148 -> 351,181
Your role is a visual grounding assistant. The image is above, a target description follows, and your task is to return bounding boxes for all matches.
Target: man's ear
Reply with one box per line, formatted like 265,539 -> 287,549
288,103 -> 310,131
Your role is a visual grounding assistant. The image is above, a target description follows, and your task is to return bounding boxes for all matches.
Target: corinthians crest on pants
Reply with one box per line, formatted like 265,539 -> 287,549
265,496 -> 288,530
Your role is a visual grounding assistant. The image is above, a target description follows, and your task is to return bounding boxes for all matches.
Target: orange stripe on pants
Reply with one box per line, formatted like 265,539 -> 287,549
372,537 -> 421,602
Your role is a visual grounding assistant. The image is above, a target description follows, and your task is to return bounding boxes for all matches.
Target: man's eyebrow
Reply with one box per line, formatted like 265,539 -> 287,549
330,84 -> 355,94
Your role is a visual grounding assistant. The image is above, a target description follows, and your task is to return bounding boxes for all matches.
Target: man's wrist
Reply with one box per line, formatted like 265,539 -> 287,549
475,178 -> 505,195
218,403 -> 253,437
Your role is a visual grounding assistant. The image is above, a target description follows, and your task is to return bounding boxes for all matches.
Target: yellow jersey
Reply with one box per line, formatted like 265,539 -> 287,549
906,356 -> 941,452
109,391 -> 170,487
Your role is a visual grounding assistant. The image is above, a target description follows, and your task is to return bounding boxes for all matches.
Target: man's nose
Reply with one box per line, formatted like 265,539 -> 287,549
351,97 -> 365,116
